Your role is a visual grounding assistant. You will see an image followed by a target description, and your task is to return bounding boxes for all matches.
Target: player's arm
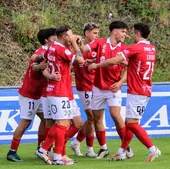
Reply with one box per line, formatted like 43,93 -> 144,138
31,54 -> 44,62
73,35 -> 90,52
69,34 -> 85,65
110,63 -> 127,93
89,53 -> 124,70
79,43 -> 90,52
43,67 -> 61,81
32,61 -> 47,72
120,66 -> 127,84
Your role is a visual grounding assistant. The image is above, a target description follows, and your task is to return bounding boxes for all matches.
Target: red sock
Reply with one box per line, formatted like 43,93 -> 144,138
86,135 -> 94,147
10,138 -> 20,151
54,125 -> 67,154
62,130 -> 68,156
116,126 -> 126,141
76,130 -> 86,142
121,123 -> 134,149
62,143 -> 67,156
96,130 -> 106,146
44,127 -> 53,151
67,124 -> 79,140
38,134 -> 46,147
42,124 -> 57,151
127,122 -> 154,148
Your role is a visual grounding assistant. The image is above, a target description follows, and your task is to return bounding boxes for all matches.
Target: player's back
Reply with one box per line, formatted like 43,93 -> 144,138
19,46 -> 48,99
126,41 -> 156,96
46,41 -> 74,97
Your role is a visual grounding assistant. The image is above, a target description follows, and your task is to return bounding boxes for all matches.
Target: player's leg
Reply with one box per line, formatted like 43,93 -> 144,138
36,112 -> 45,149
84,108 -> 96,157
71,91 -> 96,157
111,94 -> 161,162
93,109 -> 109,159
69,115 -> 84,156
36,96 -> 74,165
7,94 -> 38,162
68,99 -> 84,156
41,96 -> 54,157
108,90 -> 134,159
7,119 -> 31,162
91,87 -> 109,159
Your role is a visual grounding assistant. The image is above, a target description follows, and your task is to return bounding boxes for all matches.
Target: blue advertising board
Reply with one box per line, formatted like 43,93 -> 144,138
0,84 -> 170,144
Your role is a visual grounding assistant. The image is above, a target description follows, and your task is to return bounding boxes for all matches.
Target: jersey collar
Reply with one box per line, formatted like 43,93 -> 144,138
137,40 -> 150,44
54,41 -> 65,47
42,45 -> 48,50
106,37 -> 121,50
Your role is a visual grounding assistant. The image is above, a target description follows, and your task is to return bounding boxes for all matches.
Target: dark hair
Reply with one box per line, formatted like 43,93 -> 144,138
83,22 -> 100,36
55,25 -> 71,37
109,21 -> 128,32
134,23 -> 150,38
37,28 -> 56,45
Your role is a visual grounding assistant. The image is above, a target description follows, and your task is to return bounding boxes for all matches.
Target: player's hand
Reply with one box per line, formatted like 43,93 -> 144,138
110,81 -> 122,93
84,58 -> 96,66
75,35 -> 82,46
51,72 -> 61,81
67,31 -> 75,42
39,62 -> 47,70
78,59 -> 85,67
120,60 -> 128,66
88,63 -> 98,71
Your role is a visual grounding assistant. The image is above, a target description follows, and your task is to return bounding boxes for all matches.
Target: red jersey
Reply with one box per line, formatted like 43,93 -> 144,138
73,51 -> 96,91
87,38 -> 126,90
68,74 -> 74,101
46,41 -> 75,97
18,46 -> 48,99
121,40 -> 156,96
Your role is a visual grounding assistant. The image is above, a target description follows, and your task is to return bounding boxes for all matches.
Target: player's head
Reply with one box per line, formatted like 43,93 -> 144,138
132,23 -> 150,42
109,21 -> 128,43
55,25 -> 72,46
83,22 -> 100,42
37,28 -> 57,46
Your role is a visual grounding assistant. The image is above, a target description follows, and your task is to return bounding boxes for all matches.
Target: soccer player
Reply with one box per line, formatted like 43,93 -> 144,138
61,73 -> 82,163
6,28 -> 57,162
33,29 -> 59,152
70,22 -> 100,158
89,23 -> 161,162
35,25 -> 84,165
79,21 -> 134,159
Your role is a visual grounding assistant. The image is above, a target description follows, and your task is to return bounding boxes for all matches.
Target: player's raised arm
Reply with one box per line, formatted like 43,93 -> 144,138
67,32 -> 85,65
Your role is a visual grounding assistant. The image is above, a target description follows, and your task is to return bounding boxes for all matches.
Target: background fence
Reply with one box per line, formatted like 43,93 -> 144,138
0,83 -> 170,144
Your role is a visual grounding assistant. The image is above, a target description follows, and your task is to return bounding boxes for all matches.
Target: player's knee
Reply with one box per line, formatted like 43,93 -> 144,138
74,121 -> 83,129
87,114 -> 94,123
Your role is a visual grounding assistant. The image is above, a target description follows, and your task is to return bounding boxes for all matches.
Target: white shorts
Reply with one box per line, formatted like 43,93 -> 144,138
91,86 -> 122,110
47,96 -> 73,120
77,91 -> 92,110
41,97 -> 52,119
19,94 -> 43,120
126,94 -> 150,120
70,99 -> 81,117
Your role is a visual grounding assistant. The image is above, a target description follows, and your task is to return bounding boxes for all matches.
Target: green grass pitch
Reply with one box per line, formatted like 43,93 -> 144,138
0,138 -> 169,169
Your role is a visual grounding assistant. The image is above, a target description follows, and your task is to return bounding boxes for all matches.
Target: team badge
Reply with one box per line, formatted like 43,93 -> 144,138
65,49 -> 71,55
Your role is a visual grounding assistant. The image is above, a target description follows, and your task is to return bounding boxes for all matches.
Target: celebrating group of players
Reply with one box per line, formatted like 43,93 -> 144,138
6,20 -> 161,165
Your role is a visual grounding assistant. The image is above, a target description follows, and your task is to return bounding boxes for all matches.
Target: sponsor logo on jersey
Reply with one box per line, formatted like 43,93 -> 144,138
65,49 -> 72,55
